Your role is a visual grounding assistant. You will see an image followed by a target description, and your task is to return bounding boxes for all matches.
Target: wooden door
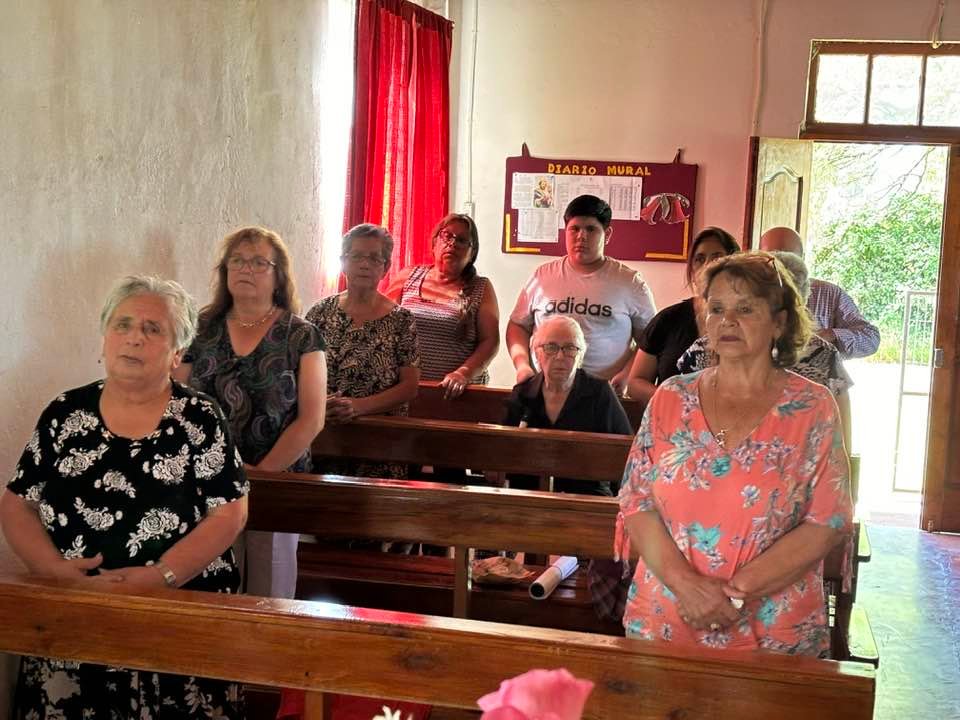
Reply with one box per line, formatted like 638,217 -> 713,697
744,138 -> 960,531
744,138 -> 813,248
922,144 -> 960,533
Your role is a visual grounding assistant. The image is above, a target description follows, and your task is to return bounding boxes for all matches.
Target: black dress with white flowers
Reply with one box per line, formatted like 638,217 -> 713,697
8,380 -> 249,719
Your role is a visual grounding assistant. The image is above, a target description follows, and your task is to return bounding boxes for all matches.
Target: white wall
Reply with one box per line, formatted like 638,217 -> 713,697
451,0 -> 960,386
1,0 -> 336,477
0,2 -> 339,706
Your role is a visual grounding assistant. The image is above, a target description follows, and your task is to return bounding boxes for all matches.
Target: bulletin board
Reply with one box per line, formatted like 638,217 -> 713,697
502,145 -> 698,262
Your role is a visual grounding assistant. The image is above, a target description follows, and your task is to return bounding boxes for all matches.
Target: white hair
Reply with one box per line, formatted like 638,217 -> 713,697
99,275 -> 199,351
532,315 -> 588,368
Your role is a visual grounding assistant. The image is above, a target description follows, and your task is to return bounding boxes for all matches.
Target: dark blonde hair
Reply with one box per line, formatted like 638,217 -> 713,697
431,213 -> 480,281
200,226 -> 300,323
701,251 -> 812,367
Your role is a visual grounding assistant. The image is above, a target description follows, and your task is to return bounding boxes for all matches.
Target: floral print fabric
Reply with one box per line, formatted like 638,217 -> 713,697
185,310 -> 325,472
8,380 -> 248,718
616,371 -> 853,656
306,295 -> 419,479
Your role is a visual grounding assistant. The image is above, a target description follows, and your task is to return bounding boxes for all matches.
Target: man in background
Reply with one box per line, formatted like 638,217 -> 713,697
761,226 -> 880,359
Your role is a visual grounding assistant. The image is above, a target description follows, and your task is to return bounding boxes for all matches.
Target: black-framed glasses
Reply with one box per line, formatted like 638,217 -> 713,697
436,229 -> 472,249
538,343 -> 582,358
226,256 -> 277,273
342,251 -> 386,266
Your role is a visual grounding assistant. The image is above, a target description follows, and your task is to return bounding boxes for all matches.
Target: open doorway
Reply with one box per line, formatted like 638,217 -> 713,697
807,143 -> 949,526
749,138 -> 950,527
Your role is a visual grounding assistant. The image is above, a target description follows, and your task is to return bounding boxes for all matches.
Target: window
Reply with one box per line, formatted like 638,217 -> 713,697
803,41 -> 960,142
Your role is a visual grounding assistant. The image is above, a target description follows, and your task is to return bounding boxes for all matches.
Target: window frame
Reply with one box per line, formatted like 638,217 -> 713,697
802,40 -> 960,143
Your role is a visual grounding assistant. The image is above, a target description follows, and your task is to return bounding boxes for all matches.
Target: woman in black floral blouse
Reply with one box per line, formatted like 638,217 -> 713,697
0,275 -> 248,719
306,224 -> 420,479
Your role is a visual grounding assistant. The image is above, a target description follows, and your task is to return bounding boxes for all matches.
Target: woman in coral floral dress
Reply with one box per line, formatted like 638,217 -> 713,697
616,253 -> 853,656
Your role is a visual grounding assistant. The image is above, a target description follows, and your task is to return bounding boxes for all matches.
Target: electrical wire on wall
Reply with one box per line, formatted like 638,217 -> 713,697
750,0 -> 770,136
462,0 -> 479,217
931,0 -> 946,48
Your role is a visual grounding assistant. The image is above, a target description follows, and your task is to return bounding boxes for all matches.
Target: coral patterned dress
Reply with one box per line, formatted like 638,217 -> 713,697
616,370 -> 853,656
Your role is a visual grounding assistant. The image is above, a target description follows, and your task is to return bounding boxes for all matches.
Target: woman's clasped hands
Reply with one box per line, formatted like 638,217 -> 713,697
326,392 -> 359,424
44,553 -> 170,592
673,573 -> 746,632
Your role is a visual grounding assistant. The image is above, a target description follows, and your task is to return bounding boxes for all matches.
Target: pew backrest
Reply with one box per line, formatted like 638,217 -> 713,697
312,415 -> 632,483
409,381 -> 646,431
247,472 -> 616,557
0,569 -> 876,720
247,472 -> 864,656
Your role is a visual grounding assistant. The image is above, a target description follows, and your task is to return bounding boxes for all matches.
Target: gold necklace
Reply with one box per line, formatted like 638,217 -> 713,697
711,370 -> 730,449
230,306 -> 276,329
711,368 -> 779,450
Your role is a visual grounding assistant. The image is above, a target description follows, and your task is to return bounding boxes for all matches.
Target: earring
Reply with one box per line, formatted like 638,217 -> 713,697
771,344 -> 780,363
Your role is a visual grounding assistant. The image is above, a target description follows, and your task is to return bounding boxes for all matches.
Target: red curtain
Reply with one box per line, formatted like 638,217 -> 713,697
342,0 -> 453,289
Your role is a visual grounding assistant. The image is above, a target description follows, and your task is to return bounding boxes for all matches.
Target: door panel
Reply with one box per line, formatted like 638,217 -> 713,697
748,138 -> 813,248
923,144 -> 960,533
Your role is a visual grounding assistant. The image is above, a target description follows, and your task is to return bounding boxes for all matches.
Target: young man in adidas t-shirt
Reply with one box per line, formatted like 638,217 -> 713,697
507,194 -> 657,394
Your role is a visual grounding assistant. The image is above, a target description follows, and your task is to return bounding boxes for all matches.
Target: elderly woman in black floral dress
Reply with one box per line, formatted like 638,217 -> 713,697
306,223 -> 420,479
0,275 -> 248,719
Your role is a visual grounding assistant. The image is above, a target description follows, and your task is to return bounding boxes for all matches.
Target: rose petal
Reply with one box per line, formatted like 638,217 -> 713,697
480,707 -> 531,720
476,669 -> 595,720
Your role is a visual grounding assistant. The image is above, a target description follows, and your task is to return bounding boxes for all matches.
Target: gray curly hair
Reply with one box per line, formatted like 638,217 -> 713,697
769,250 -> 811,302
99,275 -> 199,351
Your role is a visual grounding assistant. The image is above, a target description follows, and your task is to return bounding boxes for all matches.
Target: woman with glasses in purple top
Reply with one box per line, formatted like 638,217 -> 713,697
175,226 -> 327,600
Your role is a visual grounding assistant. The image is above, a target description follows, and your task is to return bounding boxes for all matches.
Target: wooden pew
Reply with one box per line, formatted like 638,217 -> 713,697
0,568 -> 877,719
408,381 -> 646,431
246,471 -> 876,663
312,415 -> 631,488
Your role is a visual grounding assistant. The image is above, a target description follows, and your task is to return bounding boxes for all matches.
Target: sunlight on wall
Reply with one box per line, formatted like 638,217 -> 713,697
317,0 -> 355,292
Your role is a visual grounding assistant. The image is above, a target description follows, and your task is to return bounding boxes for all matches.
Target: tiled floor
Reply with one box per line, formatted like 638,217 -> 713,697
857,525 -> 960,719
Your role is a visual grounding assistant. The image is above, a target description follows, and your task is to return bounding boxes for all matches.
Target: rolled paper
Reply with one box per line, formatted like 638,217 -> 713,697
529,555 -> 579,600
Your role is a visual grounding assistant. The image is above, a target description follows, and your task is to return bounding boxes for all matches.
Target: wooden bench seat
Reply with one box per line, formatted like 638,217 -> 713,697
0,568 -> 877,720
296,545 -> 623,635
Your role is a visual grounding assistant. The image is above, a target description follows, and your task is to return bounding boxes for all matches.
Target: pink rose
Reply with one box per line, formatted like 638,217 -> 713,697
477,669 -> 595,720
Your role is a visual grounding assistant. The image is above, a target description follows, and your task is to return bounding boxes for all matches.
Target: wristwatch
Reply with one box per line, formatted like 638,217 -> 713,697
153,561 -> 177,588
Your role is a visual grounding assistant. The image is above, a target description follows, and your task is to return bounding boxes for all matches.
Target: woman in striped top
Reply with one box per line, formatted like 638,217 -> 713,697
387,213 -> 500,398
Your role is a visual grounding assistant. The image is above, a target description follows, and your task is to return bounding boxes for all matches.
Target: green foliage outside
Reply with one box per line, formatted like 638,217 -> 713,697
807,144 -> 946,363
812,193 -> 942,363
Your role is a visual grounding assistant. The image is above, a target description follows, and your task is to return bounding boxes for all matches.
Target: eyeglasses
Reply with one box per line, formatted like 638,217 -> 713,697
342,251 -> 386,265
226,256 -> 276,274
538,343 -> 582,357
436,229 -> 472,249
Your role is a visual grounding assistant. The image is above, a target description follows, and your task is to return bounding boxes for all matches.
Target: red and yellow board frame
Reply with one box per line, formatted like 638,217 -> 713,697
501,147 -> 698,262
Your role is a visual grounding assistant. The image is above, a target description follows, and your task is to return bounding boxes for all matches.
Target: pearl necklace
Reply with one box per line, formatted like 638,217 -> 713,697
230,306 -> 276,329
